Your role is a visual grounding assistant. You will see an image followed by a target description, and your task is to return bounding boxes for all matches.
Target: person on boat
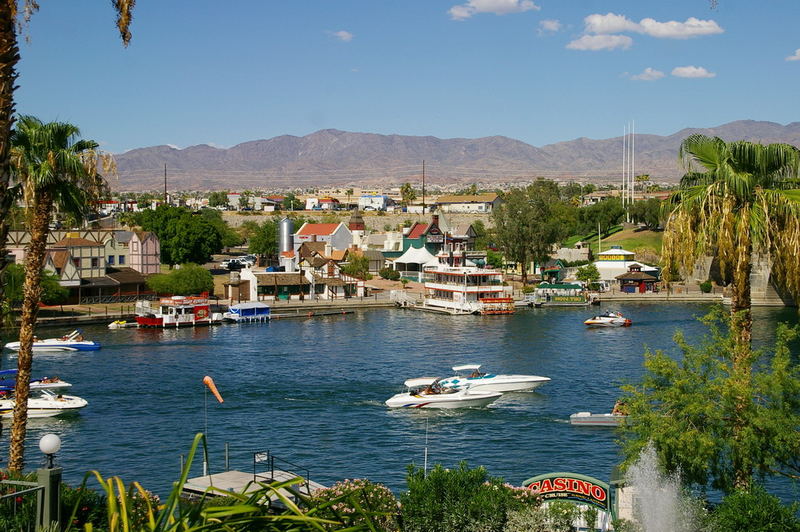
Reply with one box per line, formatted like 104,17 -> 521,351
74,334 -> 84,341
33,336 -> 40,342
612,400 -> 628,416
468,370 -> 484,378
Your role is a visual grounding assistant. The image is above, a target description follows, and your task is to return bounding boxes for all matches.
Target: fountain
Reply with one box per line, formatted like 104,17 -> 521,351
621,444 -> 700,532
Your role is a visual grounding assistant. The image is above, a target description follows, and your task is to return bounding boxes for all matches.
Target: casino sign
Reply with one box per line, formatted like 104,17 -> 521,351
522,472 -> 613,516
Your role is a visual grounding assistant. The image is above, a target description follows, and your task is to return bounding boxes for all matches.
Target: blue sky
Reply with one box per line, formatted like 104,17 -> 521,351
14,1 -> 800,154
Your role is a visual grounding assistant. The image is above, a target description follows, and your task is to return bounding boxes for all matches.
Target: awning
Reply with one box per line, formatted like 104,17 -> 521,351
394,245 -> 436,265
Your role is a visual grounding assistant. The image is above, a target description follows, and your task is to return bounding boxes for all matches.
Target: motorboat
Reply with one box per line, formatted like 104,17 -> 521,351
583,311 -> 632,327
0,390 -> 88,418
0,369 -> 72,391
108,319 -> 138,329
3,330 -> 101,352
385,377 -> 502,409
514,293 -> 543,308
438,364 -> 551,393
569,411 -> 626,427
223,302 -> 271,322
135,295 -> 223,328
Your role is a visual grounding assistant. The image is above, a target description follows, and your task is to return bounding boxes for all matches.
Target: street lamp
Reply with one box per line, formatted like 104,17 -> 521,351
39,433 -> 61,468
38,433 -> 63,530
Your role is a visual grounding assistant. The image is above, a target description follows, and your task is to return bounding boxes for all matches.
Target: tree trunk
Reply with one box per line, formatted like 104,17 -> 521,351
729,235 -> 753,492
0,6 -> 20,323
8,191 -> 53,471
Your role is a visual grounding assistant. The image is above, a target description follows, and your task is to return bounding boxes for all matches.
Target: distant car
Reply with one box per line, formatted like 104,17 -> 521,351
221,259 -> 243,270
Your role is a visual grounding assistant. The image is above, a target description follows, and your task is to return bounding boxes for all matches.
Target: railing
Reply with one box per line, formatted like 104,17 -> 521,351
79,294 -> 159,304
253,450 -> 311,494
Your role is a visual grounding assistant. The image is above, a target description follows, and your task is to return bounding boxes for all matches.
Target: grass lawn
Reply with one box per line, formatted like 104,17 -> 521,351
567,226 -> 663,254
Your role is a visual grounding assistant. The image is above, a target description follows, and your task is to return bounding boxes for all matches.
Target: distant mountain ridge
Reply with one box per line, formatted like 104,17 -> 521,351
115,120 -> 800,190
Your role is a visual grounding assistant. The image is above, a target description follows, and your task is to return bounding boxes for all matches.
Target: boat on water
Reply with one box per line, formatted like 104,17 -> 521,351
3,330 -> 101,352
514,293 -> 543,308
421,248 -> 514,315
0,390 -> 88,418
223,302 -> 271,322
135,295 -> 223,328
583,311 -> 632,327
0,369 -> 72,391
439,364 -> 551,393
385,377 -> 502,409
569,411 -> 626,427
108,319 -> 138,329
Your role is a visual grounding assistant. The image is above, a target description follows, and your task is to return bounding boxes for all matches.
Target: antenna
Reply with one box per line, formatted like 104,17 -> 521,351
164,164 -> 168,204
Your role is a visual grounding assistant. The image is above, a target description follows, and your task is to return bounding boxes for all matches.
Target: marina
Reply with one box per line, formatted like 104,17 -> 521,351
0,302 -> 797,503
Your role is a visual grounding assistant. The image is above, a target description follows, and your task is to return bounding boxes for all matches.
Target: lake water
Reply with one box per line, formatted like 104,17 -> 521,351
2,302 -> 797,501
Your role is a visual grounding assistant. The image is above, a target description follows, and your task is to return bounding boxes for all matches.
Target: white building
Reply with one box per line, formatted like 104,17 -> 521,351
435,193 -> 501,213
358,194 -> 393,211
593,246 -> 658,282
294,222 -> 353,251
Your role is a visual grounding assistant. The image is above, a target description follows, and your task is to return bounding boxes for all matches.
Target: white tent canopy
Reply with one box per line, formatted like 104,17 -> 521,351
394,245 -> 436,266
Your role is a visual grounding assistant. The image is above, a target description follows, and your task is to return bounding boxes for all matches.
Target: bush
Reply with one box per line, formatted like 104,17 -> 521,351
308,478 -> 400,531
399,462 -> 538,532
710,486 -> 800,532
699,280 -> 713,293
379,268 -> 400,281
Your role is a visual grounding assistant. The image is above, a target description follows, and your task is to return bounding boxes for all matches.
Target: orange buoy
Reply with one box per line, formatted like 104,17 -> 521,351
202,376 -> 224,403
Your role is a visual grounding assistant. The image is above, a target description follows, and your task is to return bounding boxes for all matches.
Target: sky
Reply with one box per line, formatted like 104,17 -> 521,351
13,1 -> 800,155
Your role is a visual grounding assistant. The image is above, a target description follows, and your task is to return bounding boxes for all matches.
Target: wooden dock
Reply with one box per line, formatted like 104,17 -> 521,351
182,469 -> 326,500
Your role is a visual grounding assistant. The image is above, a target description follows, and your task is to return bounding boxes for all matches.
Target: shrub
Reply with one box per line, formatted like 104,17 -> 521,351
61,484 -> 108,530
379,268 -> 400,281
699,280 -> 713,293
400,462 -> 538,532
710,486 -> 800,532
521,285 -> 535,294
308,478 -> 400,531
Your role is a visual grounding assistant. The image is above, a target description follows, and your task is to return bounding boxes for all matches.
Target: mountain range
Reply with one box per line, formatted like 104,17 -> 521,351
115,120 -> 800,191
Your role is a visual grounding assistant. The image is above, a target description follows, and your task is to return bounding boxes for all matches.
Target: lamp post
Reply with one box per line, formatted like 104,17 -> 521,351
37,433 -> 62,531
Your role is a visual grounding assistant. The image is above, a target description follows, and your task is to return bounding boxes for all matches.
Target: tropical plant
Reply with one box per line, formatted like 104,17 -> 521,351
661,135 -> 800,489
0,1 -> 134,347
308,478 -> 400,531
8,116 -> 111,471
2,263 -> 67,307
379,267 -> 400,281
709,485 -> 800,532
340,254 -> 371,280
400,182 -> 416,206
207,190 -> 228,208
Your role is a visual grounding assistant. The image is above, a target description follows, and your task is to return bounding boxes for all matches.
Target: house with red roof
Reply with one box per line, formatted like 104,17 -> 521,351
294,222 -> 352,252
402,215 -> 445,254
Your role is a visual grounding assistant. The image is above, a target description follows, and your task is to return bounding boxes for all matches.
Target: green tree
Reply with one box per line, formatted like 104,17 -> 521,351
136,205 -> 223,266
198,207 -> 242,248
662,135 -> 800,489
0,2 -> 133,345
8,116 -> 109,471
579,197 -> 625,235
248,218 -> 278,260
2,263 -> 67,306
627,197 -> 663,230
472,219 -> 488,250
575,263 -> 600,286
340,253 -> 370,280
207,190 -> 228,208
620,309 -> 800,493
146,264 -> 214,295
400,182 -> 417,206
282,192 -> 303,211
345,188 -> 353,208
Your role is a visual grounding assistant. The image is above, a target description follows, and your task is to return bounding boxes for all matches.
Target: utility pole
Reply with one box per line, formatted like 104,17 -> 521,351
422,160 -> 426,214
164,164 -> 168,204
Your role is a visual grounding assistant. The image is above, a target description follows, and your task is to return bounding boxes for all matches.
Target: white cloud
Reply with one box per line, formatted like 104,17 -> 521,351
671,65 -> 716,78
581,12 -> 723,39
566,34 -> 633,51
330,30 -> 354,42
786,49 -> 800,61
631,67 -> 665,81
449,0 -> 539,21
538,19 -> 562,34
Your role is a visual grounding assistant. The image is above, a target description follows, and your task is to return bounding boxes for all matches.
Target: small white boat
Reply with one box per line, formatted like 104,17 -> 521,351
0,390 -> 88,418
385,377 -> 502,409
514,293 -> 543,308
223,302 -> 270,322
569,412 -> 626,427
3,330 -> 101,352
583,311 -> 632,327
439,364 -> 551,393
0,369 -> 72,391
108,320 -> 138,329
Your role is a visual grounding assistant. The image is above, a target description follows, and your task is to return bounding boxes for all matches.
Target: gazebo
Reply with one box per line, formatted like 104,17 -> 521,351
615,264 -> 659,293
392,245 -> 437,282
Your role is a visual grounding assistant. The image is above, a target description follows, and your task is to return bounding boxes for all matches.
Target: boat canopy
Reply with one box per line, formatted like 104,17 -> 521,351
404,377 -> 439,388
452,364 -> 481,372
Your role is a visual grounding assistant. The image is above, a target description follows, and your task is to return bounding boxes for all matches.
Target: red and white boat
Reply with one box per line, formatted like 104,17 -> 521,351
135,296 -> 223,328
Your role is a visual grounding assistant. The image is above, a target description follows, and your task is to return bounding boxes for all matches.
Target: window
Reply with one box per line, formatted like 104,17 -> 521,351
72,258 -> 80,268
108,255 -> 115,265
91,257 -> 99,268
119,255 -> 126,265
132,242 -> 138,252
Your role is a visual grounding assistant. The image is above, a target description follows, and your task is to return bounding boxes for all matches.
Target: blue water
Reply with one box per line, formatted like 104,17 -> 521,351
1,303 -> 797,500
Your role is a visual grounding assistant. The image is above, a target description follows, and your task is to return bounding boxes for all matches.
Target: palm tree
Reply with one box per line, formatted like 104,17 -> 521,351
662,134 -> 800,489
7,116 -> 110,471
0,2 -> 134,334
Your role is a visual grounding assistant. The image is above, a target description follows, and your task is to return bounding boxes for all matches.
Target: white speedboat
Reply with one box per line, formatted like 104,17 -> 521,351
0,369 -> 72,391
385,377 -> 502,409
0,390 -> 88,418
4,330 -> 101,352
439,364 -> 551,393
223,302 -> 270,322
583,311 -> 632,327
569,411 -> 626,427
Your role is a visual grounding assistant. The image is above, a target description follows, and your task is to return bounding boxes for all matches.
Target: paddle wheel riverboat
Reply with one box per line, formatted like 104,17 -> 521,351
135,295 -> 222,327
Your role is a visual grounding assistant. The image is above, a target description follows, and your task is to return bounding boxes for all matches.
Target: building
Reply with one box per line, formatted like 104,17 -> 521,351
593,246 -> 658,282
435,193 -> 501,213
294,222 -> 353,251
358,194 -> 394,211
